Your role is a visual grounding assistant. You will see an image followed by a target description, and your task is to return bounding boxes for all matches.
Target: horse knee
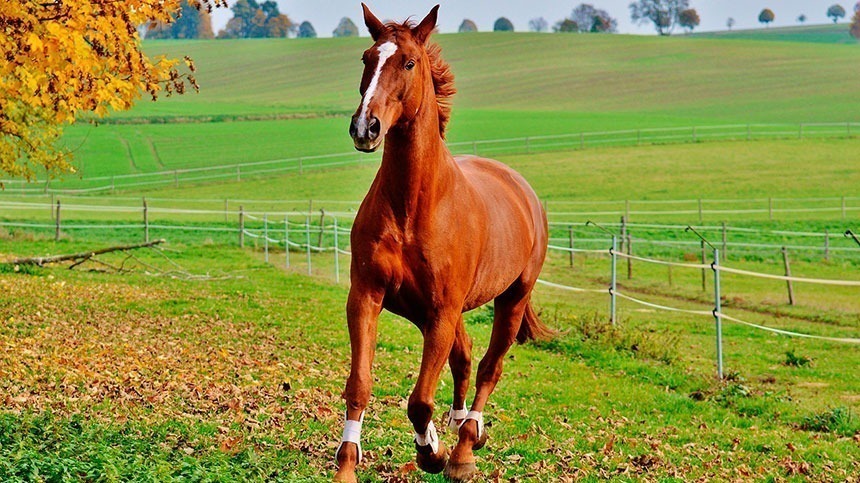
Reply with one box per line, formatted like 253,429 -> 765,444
344,375 -> 371,412
476,357 -> 503,385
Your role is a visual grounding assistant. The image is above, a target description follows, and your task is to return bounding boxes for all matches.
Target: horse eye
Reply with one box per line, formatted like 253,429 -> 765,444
405,60 -> 415,70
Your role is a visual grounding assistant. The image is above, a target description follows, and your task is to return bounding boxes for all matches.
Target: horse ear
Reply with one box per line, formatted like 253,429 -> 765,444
362,3 -> 386,41
412,4 -> 439,44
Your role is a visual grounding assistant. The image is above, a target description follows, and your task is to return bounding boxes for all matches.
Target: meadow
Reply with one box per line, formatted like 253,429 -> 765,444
1,24 -> 860,481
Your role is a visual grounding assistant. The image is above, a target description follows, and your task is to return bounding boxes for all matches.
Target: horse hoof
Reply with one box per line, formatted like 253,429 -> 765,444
416,442 -> 449,474
333,468 -> 357,483
444,461 -> 477,482
473,427 -> 488,450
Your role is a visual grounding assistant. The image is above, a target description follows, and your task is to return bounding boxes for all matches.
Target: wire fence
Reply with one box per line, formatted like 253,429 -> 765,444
3,202 -> 859,378
1,122 -> 857,194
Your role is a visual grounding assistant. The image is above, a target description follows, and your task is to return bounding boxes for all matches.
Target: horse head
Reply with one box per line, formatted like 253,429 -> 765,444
349,3 -> 439,152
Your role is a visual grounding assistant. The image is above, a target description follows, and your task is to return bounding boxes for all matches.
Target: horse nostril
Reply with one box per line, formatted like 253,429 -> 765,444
368,117 -> 381,141
349,118 -> 359,138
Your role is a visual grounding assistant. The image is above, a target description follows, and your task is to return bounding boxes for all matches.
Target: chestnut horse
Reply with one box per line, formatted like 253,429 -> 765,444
334,4 -> 551,482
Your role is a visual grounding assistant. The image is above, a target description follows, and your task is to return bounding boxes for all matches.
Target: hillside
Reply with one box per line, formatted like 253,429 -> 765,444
43,31 -> 860,179
694,23 -> 858,45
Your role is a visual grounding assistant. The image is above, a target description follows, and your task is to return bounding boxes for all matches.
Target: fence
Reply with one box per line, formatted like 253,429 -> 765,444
3,200 -> 859,378
1,122 -> 857,194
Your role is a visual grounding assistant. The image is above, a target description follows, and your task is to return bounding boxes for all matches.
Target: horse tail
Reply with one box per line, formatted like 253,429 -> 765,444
516,300 -> 555,344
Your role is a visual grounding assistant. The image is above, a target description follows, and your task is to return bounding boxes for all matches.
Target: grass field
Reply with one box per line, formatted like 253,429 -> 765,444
695,23 -> 858,45
0,238 -> 858,481
29,30 -> 860,181
2,23 -> 860,482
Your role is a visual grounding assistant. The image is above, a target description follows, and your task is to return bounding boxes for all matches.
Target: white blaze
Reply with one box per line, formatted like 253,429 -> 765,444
357,41 -> 397,134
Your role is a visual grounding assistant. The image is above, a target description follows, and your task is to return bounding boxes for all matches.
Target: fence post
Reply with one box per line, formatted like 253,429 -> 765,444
55,200 -> 61,241
610,235 -> 617,326
842,196 -> 847,219
698,199 -> 703,223
692,126 -> 697,142
700,240 -> 707,291
768,197 -> 773,221
721,221 -> 727,261
568,225 -> 574,268
746,124 -> 751,141
285,215 -> 291,269
619,216 -> 627,254
317,209 -> 326,247
824,229 -> 830,262
782,247 -> 795,306
143,197 -> 149,243
713,247 -> 724,380
305,214 -> 312,276
626,233 -> 633,280
236,165 -> 241,182
472,141 -> 477,155
525,137 -> 531,154
264,214 -> 269,264
636,129 -> 641,146
238,206 -> 245,248
333,217 -> 340,284
299,157 -> 303,175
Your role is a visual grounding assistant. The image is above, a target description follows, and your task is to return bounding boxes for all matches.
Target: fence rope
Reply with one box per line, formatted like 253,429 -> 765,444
716,312 -> 860,344
612,289 -> 713,316
612,251 -> 710,269
535,279 -> 607,294
715,265 -> 860,286
547,244 -> 609,255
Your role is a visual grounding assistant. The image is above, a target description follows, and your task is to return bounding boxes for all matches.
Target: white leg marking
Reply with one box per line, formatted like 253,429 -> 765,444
357,41 -> 398,133
414,419 -> 440,454
336,410 -> 365,464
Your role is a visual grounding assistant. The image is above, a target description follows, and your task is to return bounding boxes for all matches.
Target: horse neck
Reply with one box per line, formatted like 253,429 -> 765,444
377,92 -> 455,221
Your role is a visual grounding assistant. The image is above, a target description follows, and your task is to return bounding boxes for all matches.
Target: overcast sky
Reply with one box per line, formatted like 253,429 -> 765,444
211,1 -> 859,37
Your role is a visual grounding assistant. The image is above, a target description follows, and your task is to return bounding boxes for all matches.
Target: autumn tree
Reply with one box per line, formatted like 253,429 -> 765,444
216,0 -> 293,38
827,4 -> 846,23
0,0 -> 220,179
147,0 -> 214,39
529,17 -> 548,32
797,14 -> 807,24
571,4 -> 617,33
494,17 -> 515,31
629,0 -> 690,35
298,21 -> 316,38
333,17 -> 359,37
554,19 -> 579,32
759,8 -> 775,27
678,8 -> 700,33
727,17 -> 735,30
851,10 -> 860,37
458,19 -> 478,32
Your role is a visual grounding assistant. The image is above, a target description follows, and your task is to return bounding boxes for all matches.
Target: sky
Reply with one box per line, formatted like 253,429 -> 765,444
211,1 -> 860,37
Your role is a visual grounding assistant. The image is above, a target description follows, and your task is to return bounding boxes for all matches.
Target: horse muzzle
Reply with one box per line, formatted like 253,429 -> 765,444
350,115 -> 382,152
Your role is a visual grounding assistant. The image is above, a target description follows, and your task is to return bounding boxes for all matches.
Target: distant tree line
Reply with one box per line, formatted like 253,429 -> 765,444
146,1 -> 860,40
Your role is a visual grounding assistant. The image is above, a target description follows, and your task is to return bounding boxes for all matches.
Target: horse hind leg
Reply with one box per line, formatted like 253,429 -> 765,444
445,288 -> 530,481
445,318 -> 472,431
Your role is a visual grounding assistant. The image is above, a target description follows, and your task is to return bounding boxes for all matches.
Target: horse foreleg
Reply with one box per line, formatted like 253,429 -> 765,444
334,288 -> 383,483
446,295 -> 527,482
409,316 -> 458,474
446,318 -> 472,430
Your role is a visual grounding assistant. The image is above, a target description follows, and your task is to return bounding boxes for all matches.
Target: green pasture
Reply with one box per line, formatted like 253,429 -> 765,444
695,23 -> 858,45
0,237 -> 858,480
33,30 -> 860,182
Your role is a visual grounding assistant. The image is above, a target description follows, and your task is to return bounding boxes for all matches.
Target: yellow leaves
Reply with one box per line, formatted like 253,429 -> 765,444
1,0 -> 220,180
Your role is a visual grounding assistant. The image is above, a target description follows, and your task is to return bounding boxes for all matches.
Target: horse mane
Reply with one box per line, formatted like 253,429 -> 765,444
386,22 -> 456,138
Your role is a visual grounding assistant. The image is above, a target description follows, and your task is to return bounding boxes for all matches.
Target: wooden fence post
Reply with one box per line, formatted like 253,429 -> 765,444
55,200 -> 61,241
782,247 -> 795,306
317,209 -> 326,248
700,240 -> 707,291
721,221 -> 727,261
824,229 -> 830,262
568,226 -> 575,268
143,197 -> 149,243
698,199 -> 703,223
238,205 -> 245,248
626,233 -> 633,280
768,197 -> 773,221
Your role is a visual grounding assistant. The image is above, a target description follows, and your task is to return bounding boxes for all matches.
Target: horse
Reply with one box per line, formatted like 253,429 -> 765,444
334,4 -> 552,482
